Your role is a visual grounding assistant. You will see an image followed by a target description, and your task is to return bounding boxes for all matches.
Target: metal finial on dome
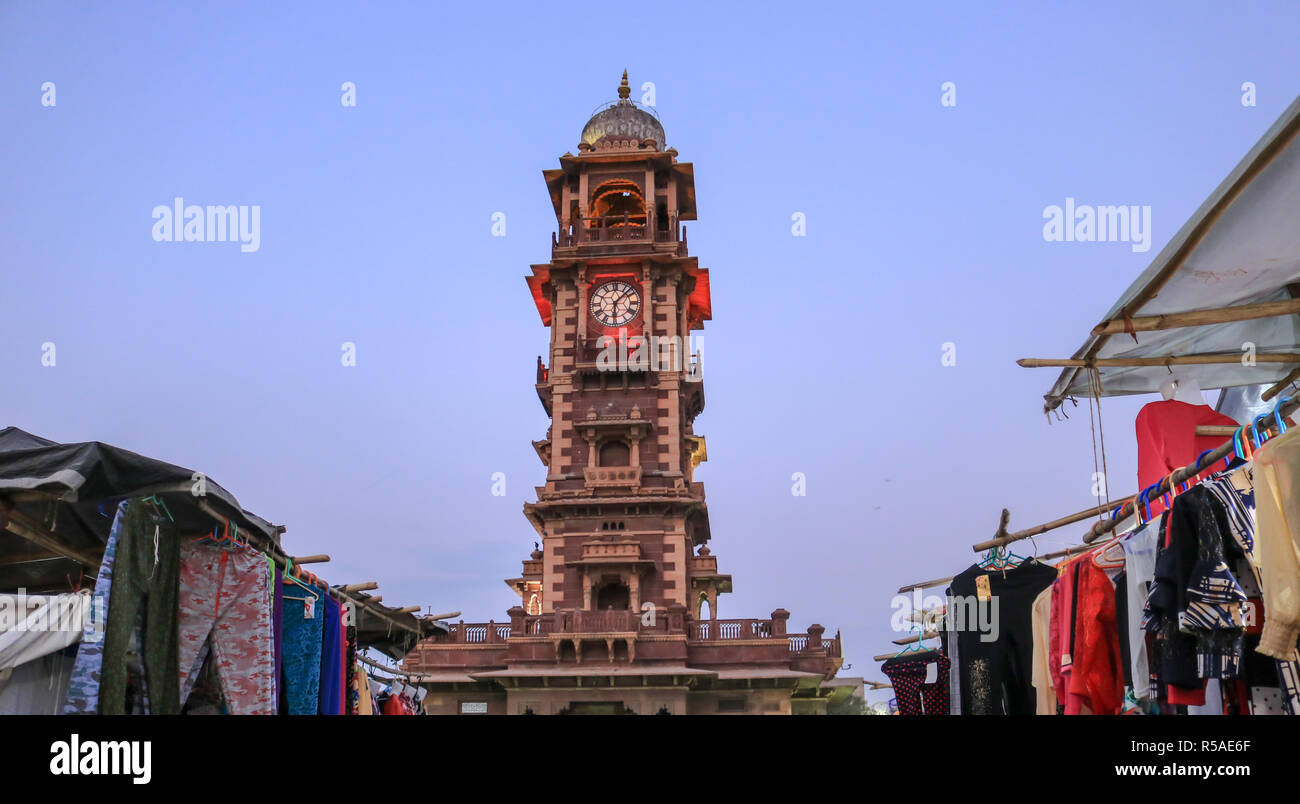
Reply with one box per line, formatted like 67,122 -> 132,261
617,70 -> 631,100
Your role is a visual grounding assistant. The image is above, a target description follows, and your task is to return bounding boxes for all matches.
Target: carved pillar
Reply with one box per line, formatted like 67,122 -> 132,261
606,638 -> 615,663
628,571 -> 640,612
806,623 -> 826,653
642,261 -> 655,337
708,587 -> 718,620
577,264 -> 589,343
582,571 -> 592,610
771,608 -> 790,637
667,603 -> 687,634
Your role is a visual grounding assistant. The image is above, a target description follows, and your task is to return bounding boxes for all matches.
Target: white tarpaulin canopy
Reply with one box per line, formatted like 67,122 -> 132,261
1042,94 -> 1300,412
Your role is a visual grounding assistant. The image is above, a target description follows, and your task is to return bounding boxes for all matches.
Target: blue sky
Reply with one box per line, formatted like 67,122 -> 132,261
3,1 -> 1299,691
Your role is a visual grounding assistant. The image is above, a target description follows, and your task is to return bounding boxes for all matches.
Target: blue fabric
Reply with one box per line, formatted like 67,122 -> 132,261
319,595 -> 342,715
280,585 -> 323,715
62,501 -> 125,713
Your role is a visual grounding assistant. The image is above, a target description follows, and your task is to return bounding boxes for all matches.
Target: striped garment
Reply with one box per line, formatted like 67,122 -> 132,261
1202,469 -> 1300,711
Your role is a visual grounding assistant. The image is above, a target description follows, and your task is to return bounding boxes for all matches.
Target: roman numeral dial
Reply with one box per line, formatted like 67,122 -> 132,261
589,280 -> 642,327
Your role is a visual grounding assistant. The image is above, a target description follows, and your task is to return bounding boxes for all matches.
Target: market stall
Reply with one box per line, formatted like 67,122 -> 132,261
0,427 -> 445,715
879,94 -> 1300,717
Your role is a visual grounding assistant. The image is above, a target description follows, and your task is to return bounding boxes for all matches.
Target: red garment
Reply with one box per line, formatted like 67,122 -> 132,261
1066,560 -> 1125,715
1049,561 -> 1078,706
381,694 -> 412,715
1167,683 -> 1207,707
1136,400 -> 1237,519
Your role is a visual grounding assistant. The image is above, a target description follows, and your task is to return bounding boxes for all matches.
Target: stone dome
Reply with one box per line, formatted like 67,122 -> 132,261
579,71 -> 666,151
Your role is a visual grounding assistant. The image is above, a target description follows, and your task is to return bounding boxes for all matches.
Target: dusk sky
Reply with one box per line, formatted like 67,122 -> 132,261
4,1 -> 1299,688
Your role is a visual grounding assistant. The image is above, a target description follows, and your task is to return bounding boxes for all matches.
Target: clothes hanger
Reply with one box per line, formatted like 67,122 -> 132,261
1159,470 -> 1185,512
890,627 -> 935,662
1271,396 -> 1292,435
1093,534 -> 1126,569
194,517 -> 230,546
1235,425 -> 1255,462
141,494 -> 174,523
979,545 -> 1013,569
280,559 -> 319,595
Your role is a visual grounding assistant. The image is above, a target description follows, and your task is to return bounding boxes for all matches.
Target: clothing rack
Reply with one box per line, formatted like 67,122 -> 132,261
357,653 -> 417,678
883,542 -> 1102,664
970,394 -> 1300,552
194,500 -> 426,638
896,542 -> 1093,594
892,631 -> 940,646
969,498 -> 1137,554
872,646 -> 939,663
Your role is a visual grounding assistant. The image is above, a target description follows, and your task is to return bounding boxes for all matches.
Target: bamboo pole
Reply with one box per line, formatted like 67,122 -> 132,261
897,542 -> 1094,594
872,646 -> 939,662
0,503 -> 102,568
341,582 -> 378,593
892,631 -> 940,646
1264,365 -> 1300,401
897,574 -> 957,594
971,497 -> 1134,552
292,554 -> 330,564
1020,353 -> 1300,369
1090,298 -> 1300,336
1196,425 -> 1240,437
357,654 -> 413,676
0,549 -> 64,567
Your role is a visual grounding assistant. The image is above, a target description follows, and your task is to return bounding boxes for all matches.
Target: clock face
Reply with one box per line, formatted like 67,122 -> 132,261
589,280 -> 642,327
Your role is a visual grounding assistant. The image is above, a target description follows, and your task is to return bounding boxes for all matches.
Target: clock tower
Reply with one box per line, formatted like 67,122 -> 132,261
404,74 -> 844,715
520,69 -> 719,621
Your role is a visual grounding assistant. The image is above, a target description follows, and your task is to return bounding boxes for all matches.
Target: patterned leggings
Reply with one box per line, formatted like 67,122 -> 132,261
280,584 -> 324,715
177,541 -> 275,715
883,653 -> 952,715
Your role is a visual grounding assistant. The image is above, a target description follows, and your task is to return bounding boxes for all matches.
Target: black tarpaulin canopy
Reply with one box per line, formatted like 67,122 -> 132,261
0,426 -> 280,590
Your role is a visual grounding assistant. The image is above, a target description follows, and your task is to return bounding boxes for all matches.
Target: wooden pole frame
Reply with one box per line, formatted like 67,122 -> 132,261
0,502 -> 102,568
1019,353 -> 1300,369
970,497 -> 1136,552
1090,298 -> 1300,336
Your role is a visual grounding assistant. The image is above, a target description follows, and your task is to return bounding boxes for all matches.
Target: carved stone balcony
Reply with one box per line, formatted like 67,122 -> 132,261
580,541 -> 641,563
552,214 -> 688,259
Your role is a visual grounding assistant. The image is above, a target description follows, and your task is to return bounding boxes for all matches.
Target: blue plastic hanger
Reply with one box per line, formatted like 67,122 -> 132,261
1272,395 -> 1292,436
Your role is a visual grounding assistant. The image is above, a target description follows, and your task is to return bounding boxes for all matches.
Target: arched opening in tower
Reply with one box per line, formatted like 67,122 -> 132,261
588,179 -> 646,229
598,440 -> 631,467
